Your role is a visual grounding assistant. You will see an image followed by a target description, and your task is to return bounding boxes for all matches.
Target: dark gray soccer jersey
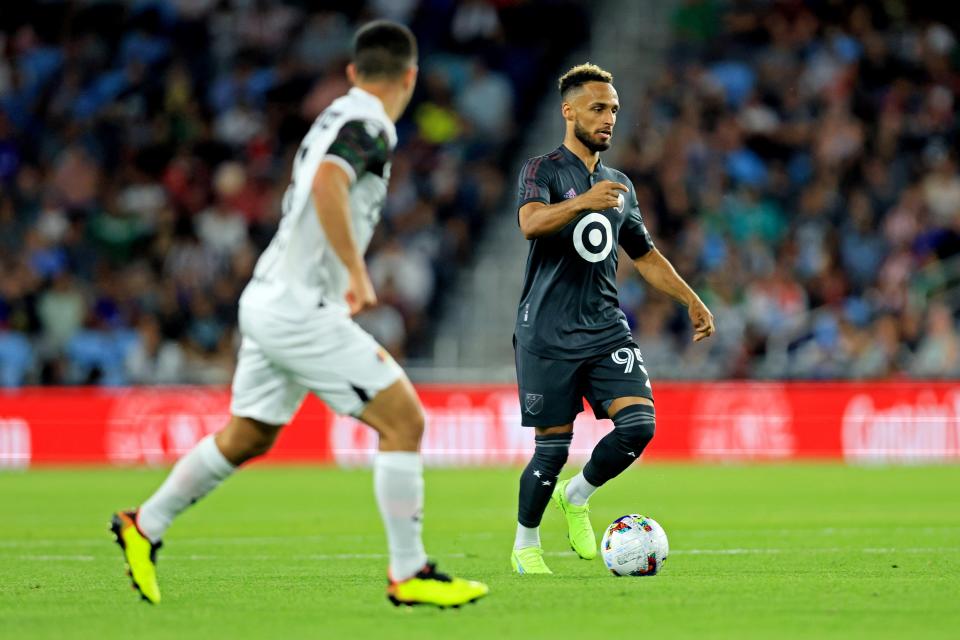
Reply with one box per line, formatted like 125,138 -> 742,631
514,144 -> 654,359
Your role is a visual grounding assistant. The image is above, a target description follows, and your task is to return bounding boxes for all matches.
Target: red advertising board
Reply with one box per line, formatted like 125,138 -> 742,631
1,383 -> 959,467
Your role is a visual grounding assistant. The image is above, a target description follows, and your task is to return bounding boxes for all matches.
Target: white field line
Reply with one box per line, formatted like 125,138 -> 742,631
6,548 -> 960,563
543,547 -> 960,556
679,526 -> 960,538
172,552 -> 471,561
5,554 -> 98,561
3,552 -> 459,562
669,547 -> 960,555
0,531 -> 498,548
3,525 -> 959,549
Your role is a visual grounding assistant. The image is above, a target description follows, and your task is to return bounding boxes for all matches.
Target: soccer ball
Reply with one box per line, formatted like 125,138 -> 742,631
600,514 -> 669,576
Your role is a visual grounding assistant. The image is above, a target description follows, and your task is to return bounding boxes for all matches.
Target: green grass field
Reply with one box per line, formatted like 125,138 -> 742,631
1,464 -> 959,639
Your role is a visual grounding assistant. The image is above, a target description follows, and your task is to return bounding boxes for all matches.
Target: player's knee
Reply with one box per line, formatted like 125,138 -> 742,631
612,404 -> 656,451
401,405 -> 425,441
532,432 -> 572,474
614,422 -> 655,453
384,402 -> 425,449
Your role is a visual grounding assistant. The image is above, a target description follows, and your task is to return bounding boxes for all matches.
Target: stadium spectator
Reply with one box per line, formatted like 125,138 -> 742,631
612,1 -> 960,379
0,0 -> 576,385
5,1 -> 955,384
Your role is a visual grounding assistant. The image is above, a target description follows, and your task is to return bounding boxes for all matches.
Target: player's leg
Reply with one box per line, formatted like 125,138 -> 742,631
356,376 -> 486,607
282,327 -> 428,582
565,395 -> 654,506
512,422 -> 573,574
572,343 -> 656,503
356,375 -> 428,581
281,311 -> 485,607
111,419 -> 288,604
512,343 -> 581,573
554,343 -> 656,558
111,332 -> 304,604
135,416 -> 284,543
215,415 -> 285,463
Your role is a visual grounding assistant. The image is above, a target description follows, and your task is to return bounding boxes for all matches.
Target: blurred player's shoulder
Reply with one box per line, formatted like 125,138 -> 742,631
316,87 -> 397,151
331,88 -> 391,122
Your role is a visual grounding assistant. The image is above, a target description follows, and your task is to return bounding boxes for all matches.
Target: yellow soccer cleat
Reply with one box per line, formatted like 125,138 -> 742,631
551,479 -> 597,560
110,510 -> 162,604
387,562 -> 489,608
510,546 -> 552,574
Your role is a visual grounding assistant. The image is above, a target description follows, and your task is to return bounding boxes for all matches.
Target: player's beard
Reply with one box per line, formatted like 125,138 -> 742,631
574,120 -> 611,153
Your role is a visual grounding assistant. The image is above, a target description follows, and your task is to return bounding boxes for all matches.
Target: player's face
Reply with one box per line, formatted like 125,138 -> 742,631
566,82 -> 619,153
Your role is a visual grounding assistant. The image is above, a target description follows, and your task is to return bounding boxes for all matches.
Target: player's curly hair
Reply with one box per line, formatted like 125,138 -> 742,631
558,63 -> 613,98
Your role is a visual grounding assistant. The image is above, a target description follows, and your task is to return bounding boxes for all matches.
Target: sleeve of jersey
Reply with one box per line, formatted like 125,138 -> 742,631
619,187 -> 655,259
323,120 -> 389,183
517,157 -> 552,211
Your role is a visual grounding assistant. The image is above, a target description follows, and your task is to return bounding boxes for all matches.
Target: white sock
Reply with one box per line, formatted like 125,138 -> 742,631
373,452 -> 428,582
514,523 -> 540,550
137,435 -> 236,542
565,471 -> 598,506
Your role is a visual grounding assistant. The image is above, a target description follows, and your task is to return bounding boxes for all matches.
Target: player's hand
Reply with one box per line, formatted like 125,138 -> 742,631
579,180 -> 628,211
346,267 -> 377,315
688,298 -> 715,342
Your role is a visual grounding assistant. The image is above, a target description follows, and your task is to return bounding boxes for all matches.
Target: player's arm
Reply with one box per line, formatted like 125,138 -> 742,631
312,120 -> 389,314
519,181 -> 628,239
633,249 -> 715,342
312,162 -> 375,314
618,180 -> 714,342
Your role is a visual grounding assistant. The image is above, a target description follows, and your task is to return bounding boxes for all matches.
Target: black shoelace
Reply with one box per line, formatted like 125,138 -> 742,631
417,562 -> 452,583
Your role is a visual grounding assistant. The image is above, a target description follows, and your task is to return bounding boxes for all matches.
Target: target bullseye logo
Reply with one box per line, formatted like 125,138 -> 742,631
573,212 -> 613,263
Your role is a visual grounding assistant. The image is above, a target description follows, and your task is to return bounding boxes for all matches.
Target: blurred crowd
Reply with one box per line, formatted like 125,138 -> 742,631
617,0 -> 960,379
5,0 -> 955,386
0,0 -> 587,386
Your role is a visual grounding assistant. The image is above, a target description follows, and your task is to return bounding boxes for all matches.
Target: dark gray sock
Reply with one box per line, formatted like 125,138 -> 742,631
517,432 -> 572,528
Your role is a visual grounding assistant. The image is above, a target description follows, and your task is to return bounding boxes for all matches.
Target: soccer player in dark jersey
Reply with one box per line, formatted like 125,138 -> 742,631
510,63 -> 715,574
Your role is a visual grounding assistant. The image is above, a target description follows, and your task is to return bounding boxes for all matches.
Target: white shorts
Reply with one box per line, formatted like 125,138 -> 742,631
230,302 -> 404,424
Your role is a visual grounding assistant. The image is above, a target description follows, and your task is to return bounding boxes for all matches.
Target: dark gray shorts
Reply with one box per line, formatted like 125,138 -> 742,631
514,340 -> 654,427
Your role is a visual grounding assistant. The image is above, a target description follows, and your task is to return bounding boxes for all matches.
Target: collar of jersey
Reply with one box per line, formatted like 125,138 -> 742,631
349,87 -> 389,117
558,144 -> 604,177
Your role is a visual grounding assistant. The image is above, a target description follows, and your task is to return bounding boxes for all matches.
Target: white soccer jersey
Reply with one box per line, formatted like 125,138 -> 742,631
239,87 -> 397,313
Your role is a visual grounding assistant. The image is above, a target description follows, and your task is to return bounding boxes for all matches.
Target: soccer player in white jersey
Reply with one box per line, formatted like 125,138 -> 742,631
110,20 -> 488,609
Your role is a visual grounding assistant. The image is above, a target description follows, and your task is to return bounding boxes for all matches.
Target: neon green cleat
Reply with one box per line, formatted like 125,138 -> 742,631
109,510 -> 162,604
510,546 -> 552,574
551,479 -> 597,560
387,562 -> 488,608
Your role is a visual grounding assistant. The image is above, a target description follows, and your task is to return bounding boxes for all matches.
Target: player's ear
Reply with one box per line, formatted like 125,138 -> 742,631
561,101 -> 575,123
404,64 -> 418,91
346,63 -> 358,84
